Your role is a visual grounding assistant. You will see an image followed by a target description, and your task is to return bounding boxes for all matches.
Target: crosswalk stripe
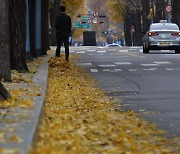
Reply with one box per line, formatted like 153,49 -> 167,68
143,68 -> 157,71
76,51 -> 85,53
97,50 -> 106,53
115,62 -> 132,65
90,69 -> 98,73
99,65 -> 116,67
77,63 -> 92,66
141,64 -> 159,66
119,50 -> 128,52
103,69 -> 110,72
153,61 -> 171,64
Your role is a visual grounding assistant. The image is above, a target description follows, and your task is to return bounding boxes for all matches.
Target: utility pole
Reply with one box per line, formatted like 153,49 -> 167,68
167,0 -> 172,23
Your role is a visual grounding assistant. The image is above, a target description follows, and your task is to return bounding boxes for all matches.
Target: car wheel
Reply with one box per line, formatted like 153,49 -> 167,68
175,49 -> 180,54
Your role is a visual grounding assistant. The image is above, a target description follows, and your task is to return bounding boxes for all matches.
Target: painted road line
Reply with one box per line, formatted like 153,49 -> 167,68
70,51 -> 75,53
77,63 -> 92,66
90,69 -> 98,73
153,61 -> 171,64
99,65 -> 116,67
97,50 -> 106,53
128,69 -> 137,72
141,64 -> 159,66
115,62 -> 132,65
114,69 -> 122,72
130,46 -> 139,48
140,49 -> 143,52
87,50 -> 96,52
103,69 -> 110,72
165,68 -> 174,71
143,68 -> 157,71
119,50 -> 128,52
76,51 -> 85,54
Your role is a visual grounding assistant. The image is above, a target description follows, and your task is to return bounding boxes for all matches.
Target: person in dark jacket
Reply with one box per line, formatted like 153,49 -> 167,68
55,6 -> 72,61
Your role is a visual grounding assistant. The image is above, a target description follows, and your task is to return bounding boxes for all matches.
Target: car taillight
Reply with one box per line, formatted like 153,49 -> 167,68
171,32 -> 180,36
148,32 -> 159,36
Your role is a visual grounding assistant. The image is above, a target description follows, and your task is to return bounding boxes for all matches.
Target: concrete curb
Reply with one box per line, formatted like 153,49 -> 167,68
0,55 -> 49,153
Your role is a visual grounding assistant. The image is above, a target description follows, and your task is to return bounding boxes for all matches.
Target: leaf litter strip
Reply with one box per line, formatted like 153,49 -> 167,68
33,55 -> 180,153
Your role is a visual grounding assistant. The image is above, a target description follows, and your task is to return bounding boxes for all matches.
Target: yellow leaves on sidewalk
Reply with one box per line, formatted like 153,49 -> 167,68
33,56 -> 180,153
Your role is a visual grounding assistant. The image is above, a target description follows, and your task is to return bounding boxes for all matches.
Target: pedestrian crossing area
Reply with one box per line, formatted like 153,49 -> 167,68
77,61 -> 180,73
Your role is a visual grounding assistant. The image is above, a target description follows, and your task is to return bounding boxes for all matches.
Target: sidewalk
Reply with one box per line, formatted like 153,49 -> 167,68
0,54 -> 49,153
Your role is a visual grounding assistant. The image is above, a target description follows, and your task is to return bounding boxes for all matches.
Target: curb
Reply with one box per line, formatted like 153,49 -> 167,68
0,55 -> 49,153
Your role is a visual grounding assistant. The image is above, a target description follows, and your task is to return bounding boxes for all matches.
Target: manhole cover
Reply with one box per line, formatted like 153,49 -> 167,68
107,91 -> 139,96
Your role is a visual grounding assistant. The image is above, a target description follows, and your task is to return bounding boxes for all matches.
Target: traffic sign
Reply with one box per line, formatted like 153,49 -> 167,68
166,5 -> 172,13
93,12 -> 99,17
87,19 -> 92,24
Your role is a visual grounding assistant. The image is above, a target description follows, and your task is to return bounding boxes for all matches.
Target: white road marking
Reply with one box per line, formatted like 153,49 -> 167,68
115,62 -> 132,65
143,68 -> 157,71
129,49 -> 137,51
114,69 -> 122,72
141,64 -> 159,66
119,50 -> 128,52
76,51 -> 85,53
90,69 -> 98,73
98,47 -> 106,49
130,46 -> 139,48
77,63 -> 92,66
99,65 -> 116,67
153,61 -> 171,64
128,69 -> 137,72
97,50 -> 106,53
87,50 -> 96,52
70,51 -> 75,53
140,49 -> 143,52
165,68 -> 174,71
103,69 -> 110,72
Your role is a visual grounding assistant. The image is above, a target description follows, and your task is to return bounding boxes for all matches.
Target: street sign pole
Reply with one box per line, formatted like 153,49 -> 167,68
167,0 -> 172,23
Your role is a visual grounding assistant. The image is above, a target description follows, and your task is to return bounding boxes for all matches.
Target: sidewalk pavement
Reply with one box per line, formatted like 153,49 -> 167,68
0,54 -> 50,153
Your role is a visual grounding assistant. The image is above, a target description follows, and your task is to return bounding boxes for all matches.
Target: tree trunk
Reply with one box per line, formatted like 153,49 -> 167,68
29,0 -> 37,58
0,82 -> 11,101
172,0 -> 180,27
50,0 -> 60,45
0,0 -> 11,81
41,0 -> 49,55
154,0 -> 165,22
9,0 -> 28,72
142,0 -> 151,32
124,11 -> 132,46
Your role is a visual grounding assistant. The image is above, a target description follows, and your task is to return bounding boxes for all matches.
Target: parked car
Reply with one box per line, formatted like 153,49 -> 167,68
143,20 -> 180,53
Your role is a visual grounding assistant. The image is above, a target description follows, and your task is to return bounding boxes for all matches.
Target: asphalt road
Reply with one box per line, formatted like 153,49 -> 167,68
72,46 -> 180,137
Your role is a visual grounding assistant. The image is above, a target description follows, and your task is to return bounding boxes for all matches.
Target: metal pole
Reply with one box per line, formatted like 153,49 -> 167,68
167,0 -> 172,23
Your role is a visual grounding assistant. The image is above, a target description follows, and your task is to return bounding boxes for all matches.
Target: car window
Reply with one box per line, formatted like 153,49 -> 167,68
150,24 -> 179,31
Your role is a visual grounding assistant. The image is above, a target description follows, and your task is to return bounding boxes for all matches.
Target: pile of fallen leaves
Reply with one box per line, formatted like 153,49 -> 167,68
33,56 -> 180,153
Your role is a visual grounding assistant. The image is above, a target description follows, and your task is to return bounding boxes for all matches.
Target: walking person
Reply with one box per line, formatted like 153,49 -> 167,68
55,6 -> 72,61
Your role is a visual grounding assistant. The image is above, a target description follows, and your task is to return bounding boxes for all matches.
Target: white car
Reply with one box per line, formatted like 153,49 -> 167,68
143,20 -> 180,53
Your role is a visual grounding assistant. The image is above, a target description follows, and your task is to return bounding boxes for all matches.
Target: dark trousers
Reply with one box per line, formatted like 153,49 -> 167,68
56,35 -> 69,59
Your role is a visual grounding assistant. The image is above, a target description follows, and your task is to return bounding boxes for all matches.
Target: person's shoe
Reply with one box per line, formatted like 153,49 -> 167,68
56,55 -> 60,57
66,58 -> 69,61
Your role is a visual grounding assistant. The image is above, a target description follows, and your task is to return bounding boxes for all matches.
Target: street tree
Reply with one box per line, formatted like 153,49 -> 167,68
0,0 -> 11,100
9,0 -> 28,72
172,0 -> 180,27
